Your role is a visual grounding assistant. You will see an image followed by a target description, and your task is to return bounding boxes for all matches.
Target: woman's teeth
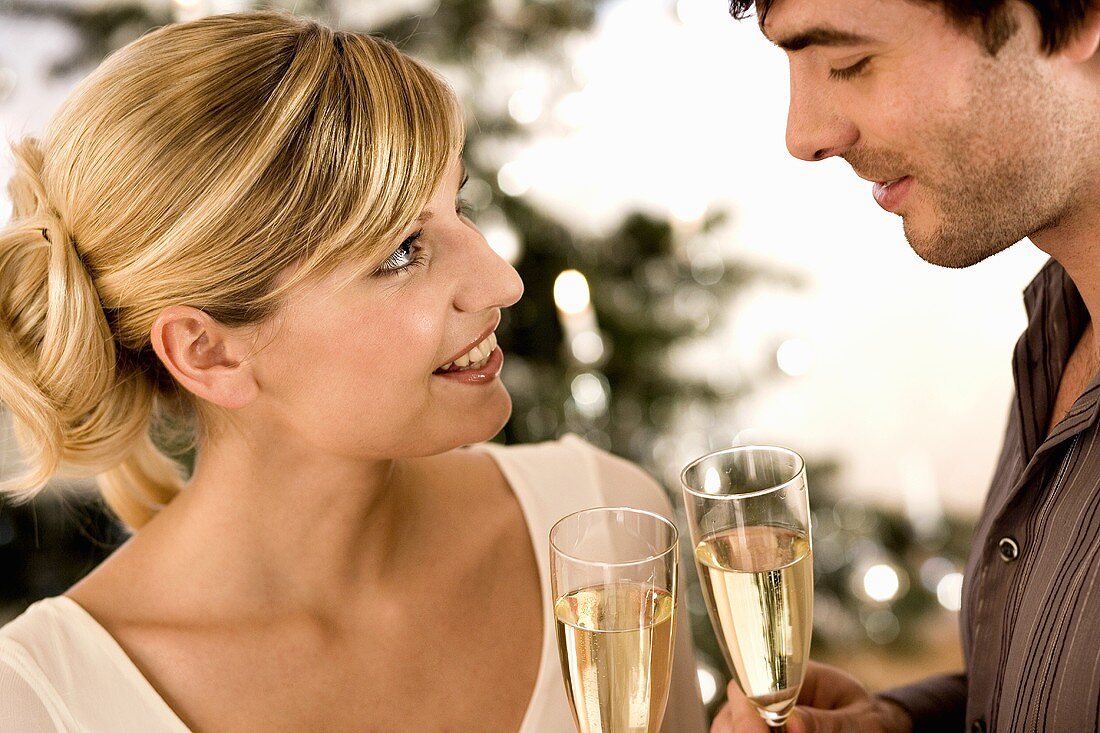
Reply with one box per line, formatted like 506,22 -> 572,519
438,332 -> 497,372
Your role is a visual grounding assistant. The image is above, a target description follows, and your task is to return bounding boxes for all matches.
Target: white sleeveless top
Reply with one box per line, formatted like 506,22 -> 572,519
0,434 -> 708,732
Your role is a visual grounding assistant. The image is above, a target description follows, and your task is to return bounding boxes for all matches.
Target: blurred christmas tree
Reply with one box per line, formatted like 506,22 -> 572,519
0,0 -> 973,720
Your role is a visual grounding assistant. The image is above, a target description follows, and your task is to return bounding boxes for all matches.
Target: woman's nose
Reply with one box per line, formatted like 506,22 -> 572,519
453,231 -> 524,313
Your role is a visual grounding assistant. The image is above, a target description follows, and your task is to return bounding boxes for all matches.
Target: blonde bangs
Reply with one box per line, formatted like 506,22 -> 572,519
260,32 -> 466,302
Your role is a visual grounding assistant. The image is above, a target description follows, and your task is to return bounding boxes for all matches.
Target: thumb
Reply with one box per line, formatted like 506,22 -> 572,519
786,708 -> 813,733
785,707 -> 842,733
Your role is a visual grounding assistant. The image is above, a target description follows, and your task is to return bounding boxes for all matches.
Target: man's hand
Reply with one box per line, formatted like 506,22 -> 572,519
709,661 -> 914,733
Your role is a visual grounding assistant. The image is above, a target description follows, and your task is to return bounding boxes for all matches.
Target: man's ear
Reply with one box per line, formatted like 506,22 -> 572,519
1059,5 -> 1100,64
150,306 -> 260,409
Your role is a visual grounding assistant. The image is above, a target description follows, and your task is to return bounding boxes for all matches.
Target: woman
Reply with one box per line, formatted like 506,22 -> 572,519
0,10 -> 706,732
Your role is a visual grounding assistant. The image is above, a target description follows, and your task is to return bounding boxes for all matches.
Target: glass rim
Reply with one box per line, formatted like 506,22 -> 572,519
549,505 -> 680,567
680,444 -> 806,501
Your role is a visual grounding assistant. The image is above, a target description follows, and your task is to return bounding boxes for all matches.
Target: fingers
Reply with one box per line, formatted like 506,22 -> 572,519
786,708 -> 820,733
796,661 -> 868,709
786,701 -> 893,733
710,680 -> 772,733
787,707 -> 848,733
713,670 -> 885,733
709,702 -> 732,733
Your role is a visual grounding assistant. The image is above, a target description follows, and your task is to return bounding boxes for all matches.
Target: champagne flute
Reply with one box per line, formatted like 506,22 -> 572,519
550,507 -> 679,733
680,446 -> 812,728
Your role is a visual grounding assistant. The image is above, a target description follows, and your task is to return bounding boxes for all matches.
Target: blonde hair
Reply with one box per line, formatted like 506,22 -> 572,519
0,10 -> 465,532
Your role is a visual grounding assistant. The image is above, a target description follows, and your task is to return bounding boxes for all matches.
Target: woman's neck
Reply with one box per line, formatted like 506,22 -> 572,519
136,432 -> 432,624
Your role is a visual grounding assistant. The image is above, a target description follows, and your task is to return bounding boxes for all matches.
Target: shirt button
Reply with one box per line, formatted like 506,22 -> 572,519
971,718 -> 987,733
998,537 -> 1020,562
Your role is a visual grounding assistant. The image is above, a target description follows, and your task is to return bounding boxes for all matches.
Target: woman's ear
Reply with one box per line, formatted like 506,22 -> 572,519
150,305 -> 260,409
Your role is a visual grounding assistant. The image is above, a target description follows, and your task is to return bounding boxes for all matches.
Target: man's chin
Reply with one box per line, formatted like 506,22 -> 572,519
908,243 -> 988,269
902,220 -> 1007,269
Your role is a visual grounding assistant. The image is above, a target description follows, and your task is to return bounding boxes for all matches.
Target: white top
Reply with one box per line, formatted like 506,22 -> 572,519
0,434 -> 708,732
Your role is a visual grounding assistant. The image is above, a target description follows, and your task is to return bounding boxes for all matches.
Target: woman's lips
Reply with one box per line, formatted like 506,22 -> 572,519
432,346 -> 503,384
872,176 -> 914,213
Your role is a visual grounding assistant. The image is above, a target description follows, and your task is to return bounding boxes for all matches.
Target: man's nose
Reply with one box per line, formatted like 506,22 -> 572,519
785,78 -> 858,162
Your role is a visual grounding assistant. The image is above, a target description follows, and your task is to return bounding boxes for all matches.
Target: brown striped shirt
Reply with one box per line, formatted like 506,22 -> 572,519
881,257 -> 1100,733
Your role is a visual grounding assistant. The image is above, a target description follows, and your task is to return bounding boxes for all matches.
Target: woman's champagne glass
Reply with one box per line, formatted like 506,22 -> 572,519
550,507 -> 679,733
680,446 -> 812,728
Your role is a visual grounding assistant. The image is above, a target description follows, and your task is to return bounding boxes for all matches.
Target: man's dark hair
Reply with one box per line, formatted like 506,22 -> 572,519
730,0 -> 1093,55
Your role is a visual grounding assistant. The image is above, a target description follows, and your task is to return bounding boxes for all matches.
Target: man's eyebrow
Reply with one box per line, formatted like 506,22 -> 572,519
766,27 -> 876,52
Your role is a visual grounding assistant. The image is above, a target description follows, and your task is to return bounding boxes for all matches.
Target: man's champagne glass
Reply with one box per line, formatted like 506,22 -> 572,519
550,507 -> 679,733
680,446 -> 812,728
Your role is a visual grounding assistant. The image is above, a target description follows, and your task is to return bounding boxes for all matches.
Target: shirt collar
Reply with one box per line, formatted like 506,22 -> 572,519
1014,257 -> 1096,461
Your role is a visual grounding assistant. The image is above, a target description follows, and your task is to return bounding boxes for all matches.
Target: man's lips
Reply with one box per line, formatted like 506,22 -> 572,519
871,176 -> 914,213
849,162 -> 916,212
853,169 -> 908,186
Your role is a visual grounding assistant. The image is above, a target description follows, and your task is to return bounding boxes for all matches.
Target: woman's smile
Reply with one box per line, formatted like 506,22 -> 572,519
432,342 -> 504,384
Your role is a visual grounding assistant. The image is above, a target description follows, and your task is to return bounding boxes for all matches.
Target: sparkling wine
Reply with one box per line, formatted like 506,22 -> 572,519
694,525 -> 812,721
554,581 -> 676,733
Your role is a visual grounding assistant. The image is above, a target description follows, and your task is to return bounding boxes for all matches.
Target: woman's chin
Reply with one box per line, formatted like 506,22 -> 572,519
403,391 -> 514,453
471,397 -> 512,443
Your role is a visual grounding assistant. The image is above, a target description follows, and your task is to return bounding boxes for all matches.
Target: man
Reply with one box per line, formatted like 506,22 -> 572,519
710,1 -> 1100,732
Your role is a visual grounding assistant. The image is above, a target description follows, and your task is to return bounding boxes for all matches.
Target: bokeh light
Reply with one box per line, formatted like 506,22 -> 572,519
936,572 -> 964,612
863,563 -> 901,603
570,330 -> 605,364
481,216 -> 523,264
776,338 -> 813,377
508,87 -> 543,124
497,160 -> 531,196
697,664 -> 719,705
571,372 -> 609,419
554,270 -> 591,315
919,556 -> 956,592
863,608 -> 901,645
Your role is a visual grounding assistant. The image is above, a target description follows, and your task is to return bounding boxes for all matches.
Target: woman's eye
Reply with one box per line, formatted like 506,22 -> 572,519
374,232 -> 424,276
829,57 -> 871,81
456,197 -> 475,220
